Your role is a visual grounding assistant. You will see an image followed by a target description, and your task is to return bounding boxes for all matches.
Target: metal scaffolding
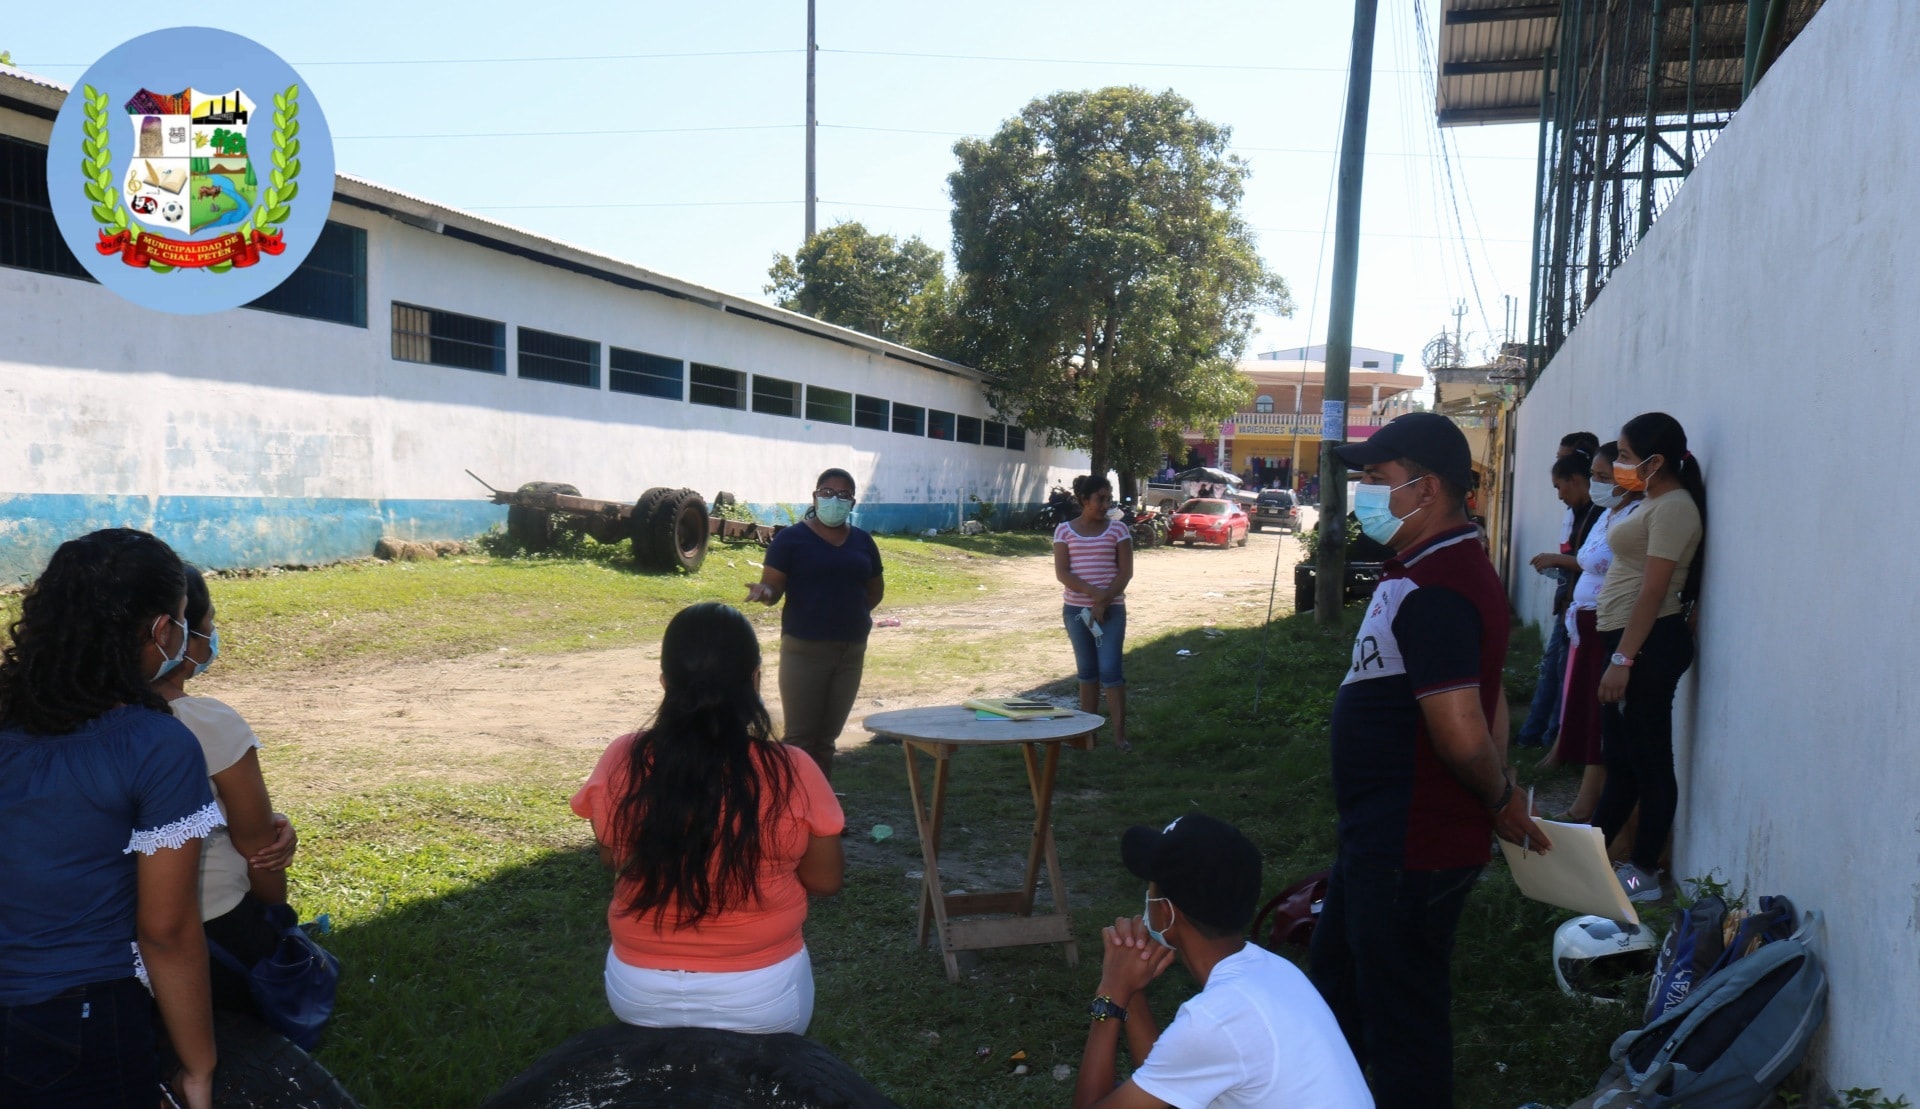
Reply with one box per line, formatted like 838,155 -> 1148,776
1522,0 -> 1826,372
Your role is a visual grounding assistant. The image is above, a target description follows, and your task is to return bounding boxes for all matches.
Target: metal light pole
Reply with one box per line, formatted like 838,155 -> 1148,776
805,0 -> 817,241
1315,0 -> 1380,625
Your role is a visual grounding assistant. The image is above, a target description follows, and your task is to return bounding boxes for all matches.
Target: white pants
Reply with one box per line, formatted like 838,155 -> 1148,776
603,945 -> 814,1035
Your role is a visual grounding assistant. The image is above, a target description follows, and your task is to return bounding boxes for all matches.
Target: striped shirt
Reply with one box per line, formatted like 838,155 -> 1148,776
1053,519 -> 1131,607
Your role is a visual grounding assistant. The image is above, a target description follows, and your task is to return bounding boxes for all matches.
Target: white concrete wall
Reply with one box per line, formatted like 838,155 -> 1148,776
1509,0 -> 1919,1096
0,184 -> 1084,573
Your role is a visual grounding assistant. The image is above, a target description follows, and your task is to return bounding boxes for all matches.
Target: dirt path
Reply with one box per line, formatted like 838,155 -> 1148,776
219,527 -> 1311,794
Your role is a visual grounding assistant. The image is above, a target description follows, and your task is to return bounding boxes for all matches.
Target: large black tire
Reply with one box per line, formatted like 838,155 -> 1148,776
160,1011 -> 360,1108
478,1024 -> 900,1109
662,490 -> 710,573
712,490 -> 738,509
506,482 -> 580,552
631,487 -> 677,569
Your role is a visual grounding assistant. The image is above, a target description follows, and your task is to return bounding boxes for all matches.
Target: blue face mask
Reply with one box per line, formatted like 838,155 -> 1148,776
189,627 -> 220,676
150,617 -> 189,681
1144,890 -> 1176,949
1352,476 -> 1425,546
813,495 -> 853,527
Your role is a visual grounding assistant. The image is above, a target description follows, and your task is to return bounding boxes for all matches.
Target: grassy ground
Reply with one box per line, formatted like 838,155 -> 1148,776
7,536 -> 1641,1106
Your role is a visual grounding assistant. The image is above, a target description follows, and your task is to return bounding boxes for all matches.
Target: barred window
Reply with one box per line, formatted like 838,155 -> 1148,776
806,386 -> 853,425
247,221 -> 367,326
854,394 -> 889,431
1007,427 -> 1027,451
984,420 -> 1006,448
392,303 -> 505,374
0,136 -> 91,281
610,348 -> 683,400
690,363 -> 746,409
957,416 -> 982,444
928,410 -> 956,440
892,403 -> 926,436
753,375 -> 800,417
518,327 -> 599,388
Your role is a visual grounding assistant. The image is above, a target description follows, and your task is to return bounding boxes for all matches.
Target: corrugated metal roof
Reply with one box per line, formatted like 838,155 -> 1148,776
0,66 -> 986,382
1437,0 -> 1829,128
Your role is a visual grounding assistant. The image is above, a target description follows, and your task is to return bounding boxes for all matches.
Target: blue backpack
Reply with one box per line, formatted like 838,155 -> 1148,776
1643,894 -> 1728,1025
1569,913 -> 1827,1109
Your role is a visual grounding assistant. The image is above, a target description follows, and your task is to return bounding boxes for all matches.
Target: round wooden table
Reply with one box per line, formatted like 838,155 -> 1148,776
863,705 -> 1103,983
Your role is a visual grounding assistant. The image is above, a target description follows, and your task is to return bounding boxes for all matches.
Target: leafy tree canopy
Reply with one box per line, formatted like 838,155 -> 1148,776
767,221 -> 949,348
946,86 -> 1292,477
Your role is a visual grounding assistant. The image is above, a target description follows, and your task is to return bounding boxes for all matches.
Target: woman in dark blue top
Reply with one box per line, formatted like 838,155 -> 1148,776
0,529 -> 221,1109
747,468 -> 885,781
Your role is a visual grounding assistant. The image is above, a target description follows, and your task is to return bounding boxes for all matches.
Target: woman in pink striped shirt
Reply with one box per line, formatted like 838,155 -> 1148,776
1053,474 -> 1134,749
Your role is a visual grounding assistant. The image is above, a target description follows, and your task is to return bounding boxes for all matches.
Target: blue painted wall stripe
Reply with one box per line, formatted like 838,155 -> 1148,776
0,494 -> 1041,582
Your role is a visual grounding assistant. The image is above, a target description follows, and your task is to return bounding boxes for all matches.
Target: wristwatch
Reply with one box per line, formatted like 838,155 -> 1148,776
1088,995 -> 1129,1024
1610,652 -> 1636,668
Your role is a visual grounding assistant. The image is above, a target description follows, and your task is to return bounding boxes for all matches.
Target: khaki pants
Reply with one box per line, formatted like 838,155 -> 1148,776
778,635 -> 867,781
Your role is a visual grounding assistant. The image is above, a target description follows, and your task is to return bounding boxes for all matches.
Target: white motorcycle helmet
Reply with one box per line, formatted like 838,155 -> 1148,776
1552,915 -> 1656,1004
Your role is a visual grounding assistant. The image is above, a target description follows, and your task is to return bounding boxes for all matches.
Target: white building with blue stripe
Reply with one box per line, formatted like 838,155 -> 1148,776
0,66 -> 1084,582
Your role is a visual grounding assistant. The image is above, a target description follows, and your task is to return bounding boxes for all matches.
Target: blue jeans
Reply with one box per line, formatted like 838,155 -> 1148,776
0,977 -> 155,1107
1517,616 -> 1570,745
1309,849 -> 1482,1109
1061,604 -> 1126,687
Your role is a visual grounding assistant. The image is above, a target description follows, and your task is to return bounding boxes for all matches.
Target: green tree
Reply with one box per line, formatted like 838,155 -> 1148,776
947,86 -> 1291,478
0,52 -> 13,67
767,221 -> 949,347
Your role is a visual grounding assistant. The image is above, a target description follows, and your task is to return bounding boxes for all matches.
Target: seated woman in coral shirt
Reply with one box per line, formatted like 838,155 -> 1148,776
571,602 -> 845,1034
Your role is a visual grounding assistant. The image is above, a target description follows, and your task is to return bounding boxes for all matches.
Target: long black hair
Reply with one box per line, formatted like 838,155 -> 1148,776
613,602 -> 795,928
0,528 -> 185,734
1620,412 -> 1708,605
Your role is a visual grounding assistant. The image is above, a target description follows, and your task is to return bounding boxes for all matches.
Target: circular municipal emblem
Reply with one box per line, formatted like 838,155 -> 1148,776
46,27 -> 335,315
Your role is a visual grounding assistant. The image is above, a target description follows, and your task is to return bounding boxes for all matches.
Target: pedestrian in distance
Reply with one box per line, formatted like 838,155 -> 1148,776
746,468 -> 885,782
1312,413 -> 1549,1109
1054,474 -> 1134,751
1072,814 -> 1372,1109
1593,413 -> 1707,905
571,603 -> 845,1034
0,529 -> 220,1109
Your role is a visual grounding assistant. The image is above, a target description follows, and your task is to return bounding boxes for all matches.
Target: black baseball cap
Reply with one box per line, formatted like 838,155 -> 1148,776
1331,412 -> 1474,493
1120,813 -> 1263,933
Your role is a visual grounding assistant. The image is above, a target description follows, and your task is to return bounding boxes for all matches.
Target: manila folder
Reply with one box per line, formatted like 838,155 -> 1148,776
1497,820 -> 1639,925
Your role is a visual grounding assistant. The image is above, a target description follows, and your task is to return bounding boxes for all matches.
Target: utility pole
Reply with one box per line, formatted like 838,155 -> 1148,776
1316,0 -> 1380,624
1451,298 -> 1469,361
805,0 -> 817,241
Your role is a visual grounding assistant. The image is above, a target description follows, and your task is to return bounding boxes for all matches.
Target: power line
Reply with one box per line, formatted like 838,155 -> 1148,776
819,47 -> 1423,74
12,49 -> 802,68
337,124 -> 799,140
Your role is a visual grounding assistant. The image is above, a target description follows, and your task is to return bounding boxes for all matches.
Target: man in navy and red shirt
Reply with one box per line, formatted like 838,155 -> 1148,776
1310,413 -> 1549,1109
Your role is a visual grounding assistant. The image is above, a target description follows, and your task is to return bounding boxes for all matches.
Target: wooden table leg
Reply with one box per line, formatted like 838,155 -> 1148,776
904,741 -> 961,982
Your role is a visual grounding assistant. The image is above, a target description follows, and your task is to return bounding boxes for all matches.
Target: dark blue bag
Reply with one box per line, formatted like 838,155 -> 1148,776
209,902 -> 340,1051
1644,893 -> 1728,1024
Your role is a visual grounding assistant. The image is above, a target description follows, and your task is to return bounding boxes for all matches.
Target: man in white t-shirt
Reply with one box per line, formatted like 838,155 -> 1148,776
1072,814 -> 1373,1109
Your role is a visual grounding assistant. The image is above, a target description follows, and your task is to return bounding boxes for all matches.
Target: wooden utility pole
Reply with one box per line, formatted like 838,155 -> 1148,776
1315,0 -> 1381,624
805,0 -> 818,241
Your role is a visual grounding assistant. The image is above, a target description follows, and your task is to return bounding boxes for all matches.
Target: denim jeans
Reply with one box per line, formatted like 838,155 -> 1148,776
1517,617 -> 1570,745
1594,616 -> 1694,871
0,977 -> 154,1107
1309,849 -> 1482,1109
1061,604 -> 1126,687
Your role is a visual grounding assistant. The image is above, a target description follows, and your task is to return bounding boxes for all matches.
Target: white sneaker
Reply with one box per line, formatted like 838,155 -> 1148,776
1616,862 -> 1664,904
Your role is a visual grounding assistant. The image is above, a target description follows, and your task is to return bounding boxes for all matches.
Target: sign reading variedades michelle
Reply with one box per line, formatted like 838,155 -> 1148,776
47,27 -> 334,315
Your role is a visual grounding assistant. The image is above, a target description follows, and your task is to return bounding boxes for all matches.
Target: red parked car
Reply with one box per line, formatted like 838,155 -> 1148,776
1169,498 -> 1249,548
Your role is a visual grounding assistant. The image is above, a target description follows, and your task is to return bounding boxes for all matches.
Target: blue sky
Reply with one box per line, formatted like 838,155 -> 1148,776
11,1 -> 1539,373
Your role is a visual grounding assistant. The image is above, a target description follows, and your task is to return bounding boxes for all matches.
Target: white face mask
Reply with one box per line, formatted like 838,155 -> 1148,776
1143,890 -> 1176,949
1590,479 -> 1622,510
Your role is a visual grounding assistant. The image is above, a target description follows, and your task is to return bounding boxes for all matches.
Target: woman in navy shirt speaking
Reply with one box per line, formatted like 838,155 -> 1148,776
748,468 -> 885,781
0,529 -> 221,1109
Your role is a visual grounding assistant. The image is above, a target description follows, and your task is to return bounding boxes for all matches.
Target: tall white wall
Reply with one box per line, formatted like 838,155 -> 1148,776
1510,0 -> 1920,1096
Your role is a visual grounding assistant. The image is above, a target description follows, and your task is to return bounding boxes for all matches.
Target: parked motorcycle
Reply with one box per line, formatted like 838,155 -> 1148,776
1118,497 -> 1164,549
1028,484 -> 1077,531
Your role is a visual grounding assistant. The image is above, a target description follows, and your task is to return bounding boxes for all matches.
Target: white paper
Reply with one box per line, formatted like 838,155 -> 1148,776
1497,820 -> 1639,925
1321,399 -> 1346,442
